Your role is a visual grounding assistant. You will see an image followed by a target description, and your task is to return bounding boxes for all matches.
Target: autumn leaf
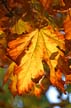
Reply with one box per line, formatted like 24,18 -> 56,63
3,62 -> 18,96
3,62 -> 16,84
10,19 -> 32,34
4,26 -> 65,95
0,30 -> 10,67
64,14 -> 71,65
33,86 -> 42,97
64,15 -> 71,40
63,14 -> 71,85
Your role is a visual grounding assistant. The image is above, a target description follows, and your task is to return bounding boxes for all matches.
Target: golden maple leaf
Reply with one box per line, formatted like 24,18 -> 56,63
4,26 -> 65,95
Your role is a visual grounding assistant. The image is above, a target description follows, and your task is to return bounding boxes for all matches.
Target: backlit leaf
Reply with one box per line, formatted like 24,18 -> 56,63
4,26 -> 65,95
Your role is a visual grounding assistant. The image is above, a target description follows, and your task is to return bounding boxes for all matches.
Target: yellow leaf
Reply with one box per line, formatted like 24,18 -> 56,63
5,26 -> 65,95
11,19 -> 32,34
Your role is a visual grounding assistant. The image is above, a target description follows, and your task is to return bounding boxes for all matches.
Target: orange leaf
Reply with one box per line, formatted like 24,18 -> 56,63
64,15 -> 71,40
33,86 -> 42,97
50,69 -> 65,93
